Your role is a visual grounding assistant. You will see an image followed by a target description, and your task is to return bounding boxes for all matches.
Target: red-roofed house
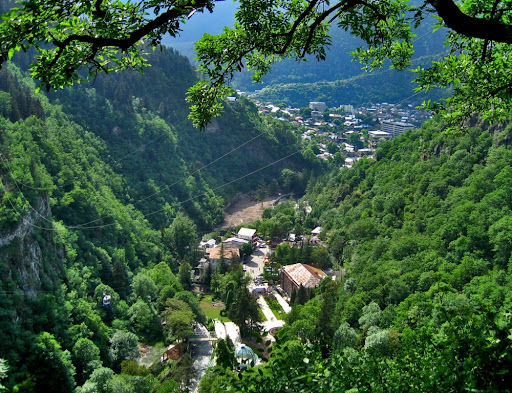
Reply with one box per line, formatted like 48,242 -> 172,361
280,263 -> 327,296
208,247 -> 240,268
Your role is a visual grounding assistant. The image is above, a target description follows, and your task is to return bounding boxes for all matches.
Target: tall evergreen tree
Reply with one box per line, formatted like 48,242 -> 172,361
228,287 -> 261,336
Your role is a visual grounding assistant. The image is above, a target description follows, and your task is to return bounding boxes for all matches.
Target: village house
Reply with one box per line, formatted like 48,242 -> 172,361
161,342 -> 184,362
280,263 -> 327,297
311,227 -> 322,236
222,237 -> 250,249
206,247 -> 240,268
196,246 -> 241,281
237,227 -> 258,247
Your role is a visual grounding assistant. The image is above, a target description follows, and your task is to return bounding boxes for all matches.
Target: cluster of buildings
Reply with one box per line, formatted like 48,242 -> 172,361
251,99 -> 430,167
194,227 -> 258,282
194,225 -> 335,298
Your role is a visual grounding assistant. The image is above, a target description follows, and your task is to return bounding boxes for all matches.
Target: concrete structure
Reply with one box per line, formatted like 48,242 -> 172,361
369,130 -> 392,140
309,101 -> 327,112
381,120 -> 415,137
280,263 -> 327,296
237,227 -> 258,247
339,104 -> 354,113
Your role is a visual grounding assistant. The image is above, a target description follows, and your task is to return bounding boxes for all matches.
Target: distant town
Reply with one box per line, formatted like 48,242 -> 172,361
233,92 -> 432,168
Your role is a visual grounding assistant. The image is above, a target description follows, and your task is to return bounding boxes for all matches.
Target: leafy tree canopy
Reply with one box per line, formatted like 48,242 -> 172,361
2,0 -> 512,127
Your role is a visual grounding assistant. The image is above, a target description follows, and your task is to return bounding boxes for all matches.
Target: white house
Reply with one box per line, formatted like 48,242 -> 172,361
311,227 -> 322,236
237,228 -> 258,247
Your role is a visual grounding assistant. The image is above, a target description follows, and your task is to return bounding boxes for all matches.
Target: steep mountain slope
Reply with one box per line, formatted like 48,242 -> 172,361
0,47 -> 319,391
249,55 -> 449,108
46,46 -> 317,229
199,117 -> 512,392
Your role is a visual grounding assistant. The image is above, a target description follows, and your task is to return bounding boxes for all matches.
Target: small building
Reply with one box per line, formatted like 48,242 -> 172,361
235,345 -> 258,368
237,228 -> 258,247
194,258 -> 210,282
208,247 -> 240,268
280,263 -> 327,297
309,101 -> 327,112
311,227 -> 322,236
199,239 -> 216,248
369,130 -> 392,140
222,237 -> 250,249
162,343 -> 184,362
251,286 -> 268,295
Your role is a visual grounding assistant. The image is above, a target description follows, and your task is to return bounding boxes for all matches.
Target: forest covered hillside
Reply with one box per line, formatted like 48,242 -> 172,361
248,54 -> 448,108
199,117 -> 512,392
2,0 -> 512,392
163,0 -> 448,108
0,47 -> 319,392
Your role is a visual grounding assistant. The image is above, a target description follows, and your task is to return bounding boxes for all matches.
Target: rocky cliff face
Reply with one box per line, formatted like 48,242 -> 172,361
0,195 -> 62,298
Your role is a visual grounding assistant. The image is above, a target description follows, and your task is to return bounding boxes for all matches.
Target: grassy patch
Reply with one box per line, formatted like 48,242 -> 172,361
258,307 -> 266,321
264,294 -> 284,320
199,295 -> 230,322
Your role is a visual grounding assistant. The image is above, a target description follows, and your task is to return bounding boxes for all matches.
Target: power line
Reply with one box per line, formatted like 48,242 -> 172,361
143,149 -> 301,219
130,131 -> 265,210
1,122 -> 266,229
0,117 -> 192,192
2,146 -> 301,232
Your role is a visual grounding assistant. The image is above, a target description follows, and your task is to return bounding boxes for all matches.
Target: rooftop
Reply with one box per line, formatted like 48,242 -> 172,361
238,228 -> 257,238
208,247 -> 240,260
282,263 -> 327,289
222,237 -> 249,244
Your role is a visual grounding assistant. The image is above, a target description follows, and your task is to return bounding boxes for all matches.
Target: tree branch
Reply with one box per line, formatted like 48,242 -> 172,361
481,0 -> 500,61
301,0 -> 359,57
486,80 -> 512,99
429,0 -> 512,43
53,0 -> 212,51
92,0 -> 106,18
273,0 -> 321,55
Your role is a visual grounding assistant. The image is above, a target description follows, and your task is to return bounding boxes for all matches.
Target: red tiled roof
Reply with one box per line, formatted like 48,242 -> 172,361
208,247 -> 240,260
282,263 -> 327,289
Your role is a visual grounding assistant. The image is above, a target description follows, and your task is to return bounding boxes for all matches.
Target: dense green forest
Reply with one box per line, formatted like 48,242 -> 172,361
234,12 -> 448,108
249,55 -> 448,108
0,47 -> 319,392
199,117 -> 512,392
3,0 -> 512,391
